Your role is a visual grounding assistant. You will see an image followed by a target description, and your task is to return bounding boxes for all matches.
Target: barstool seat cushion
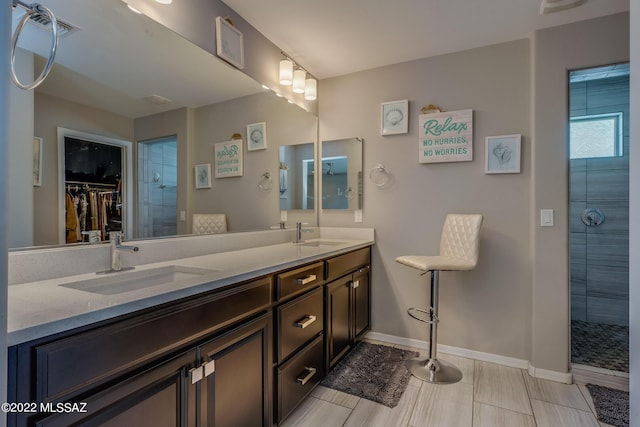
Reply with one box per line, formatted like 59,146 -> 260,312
395,214 -> 483,273
395,255 -> 477,272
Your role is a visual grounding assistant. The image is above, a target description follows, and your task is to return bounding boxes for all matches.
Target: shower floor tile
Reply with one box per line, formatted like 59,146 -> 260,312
571,320 -> 628,373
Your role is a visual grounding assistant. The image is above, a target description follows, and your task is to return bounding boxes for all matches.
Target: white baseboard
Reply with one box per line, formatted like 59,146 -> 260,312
366,331 -> 572,384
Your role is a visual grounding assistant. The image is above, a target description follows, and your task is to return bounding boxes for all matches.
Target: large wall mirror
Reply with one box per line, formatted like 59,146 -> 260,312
321,138 -> 363,210
9,0 -> 318,250
279,143 -> 315,211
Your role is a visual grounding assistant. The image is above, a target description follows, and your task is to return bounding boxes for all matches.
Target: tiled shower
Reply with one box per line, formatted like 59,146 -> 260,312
137,137 -> 178,238
569,65 -> 629,372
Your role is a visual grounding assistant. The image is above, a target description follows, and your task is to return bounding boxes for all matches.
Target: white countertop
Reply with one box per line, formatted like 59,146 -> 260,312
8,236 -> 373,346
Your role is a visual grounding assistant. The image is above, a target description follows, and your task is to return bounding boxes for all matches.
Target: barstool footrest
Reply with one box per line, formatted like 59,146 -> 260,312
407,307 -> 439,324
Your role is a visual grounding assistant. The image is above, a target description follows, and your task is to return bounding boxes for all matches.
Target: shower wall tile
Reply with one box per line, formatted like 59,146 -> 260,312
571,295 -> 586,321
569,82 -> 587,110
569,163 -> 586,202
569,202 -> 586,233
571,263 -> 586,295
586,264 -> 628,299
586,77 -> 629,110
586,233 -> 629,268
586,296 -> 629,326
586,153 -> 628,172
570,233 -> 586,264
586,169 -> 629,201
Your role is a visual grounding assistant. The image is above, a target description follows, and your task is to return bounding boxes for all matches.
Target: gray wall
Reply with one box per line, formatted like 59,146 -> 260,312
319,13 -> 630,374
320,39 -> 533,361
530,13 -> 629,373
569,76 -> 629,326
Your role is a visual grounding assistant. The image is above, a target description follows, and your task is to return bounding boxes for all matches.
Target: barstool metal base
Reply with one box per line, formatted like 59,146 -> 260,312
406,357 -> 463,384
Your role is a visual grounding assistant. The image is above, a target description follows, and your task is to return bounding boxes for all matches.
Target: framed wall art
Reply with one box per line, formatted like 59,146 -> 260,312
33,136 -> 43,187
381,100 -> 408,135
485,134 -> 521,174
214,140 -> 243,178
247,122 -> 267,151
215,16 -> 244,69
194,164 -> 212,189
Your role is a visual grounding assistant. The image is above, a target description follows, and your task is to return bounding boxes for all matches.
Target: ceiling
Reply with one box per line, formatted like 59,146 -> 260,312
223,0 -> 629,79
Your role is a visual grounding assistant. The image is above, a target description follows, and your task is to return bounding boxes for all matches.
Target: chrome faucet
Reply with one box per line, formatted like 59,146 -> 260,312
295,222 -> 313,243
104,231 -> 139,273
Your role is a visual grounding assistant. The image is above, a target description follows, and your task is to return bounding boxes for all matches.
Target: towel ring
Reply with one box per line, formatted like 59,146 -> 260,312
258,172 -> 273,191
11,1 -> 59,90
369,163 -> 390,188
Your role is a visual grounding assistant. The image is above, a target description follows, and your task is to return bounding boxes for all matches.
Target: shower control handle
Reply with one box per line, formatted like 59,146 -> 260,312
581,208 -> 605,227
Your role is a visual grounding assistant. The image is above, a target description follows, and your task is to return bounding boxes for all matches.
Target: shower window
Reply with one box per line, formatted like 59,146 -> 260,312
569,112 -> 623,159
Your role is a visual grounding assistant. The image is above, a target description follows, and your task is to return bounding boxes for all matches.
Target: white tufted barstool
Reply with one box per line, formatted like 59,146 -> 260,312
192,214 -> 228,234
396,214 -> 483,384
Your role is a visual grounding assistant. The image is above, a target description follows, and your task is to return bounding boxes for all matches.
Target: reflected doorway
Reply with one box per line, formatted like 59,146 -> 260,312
137,136 -> 178,238
568,63 -> 629,373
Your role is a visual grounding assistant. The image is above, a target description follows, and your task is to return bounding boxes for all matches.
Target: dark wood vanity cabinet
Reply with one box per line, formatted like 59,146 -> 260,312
7,245 -> 372,427
325,248 -> 371,369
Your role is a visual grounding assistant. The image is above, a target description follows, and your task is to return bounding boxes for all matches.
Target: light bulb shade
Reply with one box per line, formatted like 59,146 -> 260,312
155,0 -> 173,4
293,69 -> 306,93
279,60 -> 293,85
304,78 -> 317,100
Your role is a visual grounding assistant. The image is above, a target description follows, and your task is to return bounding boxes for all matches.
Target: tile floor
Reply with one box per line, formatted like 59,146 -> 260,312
281,342 -> 613,427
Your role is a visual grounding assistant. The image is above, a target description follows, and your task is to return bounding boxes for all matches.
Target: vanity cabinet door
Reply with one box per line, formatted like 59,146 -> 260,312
199,313 -> 272,427
353,266 -> 371,341
29,350 -> 194,427
326,275 -> 352,368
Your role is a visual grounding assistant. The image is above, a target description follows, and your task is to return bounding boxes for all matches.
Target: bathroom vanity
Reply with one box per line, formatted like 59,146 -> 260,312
6,233 -> 372,426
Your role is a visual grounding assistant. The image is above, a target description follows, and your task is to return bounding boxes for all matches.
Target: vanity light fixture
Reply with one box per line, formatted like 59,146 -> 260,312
154,0 -> 173,4
279,59 -> 293,85
304,78 -> 317,100
292,69 -> 306,94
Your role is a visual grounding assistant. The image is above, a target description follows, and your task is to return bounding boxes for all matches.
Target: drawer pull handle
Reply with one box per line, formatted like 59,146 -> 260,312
296,367 -> 317,385
295,315 -> 317,329
296,274 -> 317,285
351,280 -> 360,289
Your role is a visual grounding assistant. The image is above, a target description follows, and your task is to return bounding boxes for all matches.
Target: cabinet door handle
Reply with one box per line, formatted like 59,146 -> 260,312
189,366 -> 203,384
296,367 -> 317,385
351,280 -> 360,289
358,265 -> 370,273
296,274 -> 317,285
203,360 -> 216,377
294,315 -> 317,329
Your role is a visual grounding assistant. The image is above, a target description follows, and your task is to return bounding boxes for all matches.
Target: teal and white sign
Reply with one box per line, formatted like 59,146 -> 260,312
214,140 -> 243,178
418,109 -> 473,163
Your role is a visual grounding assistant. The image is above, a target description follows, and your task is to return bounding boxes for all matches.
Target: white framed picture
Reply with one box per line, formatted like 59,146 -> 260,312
485,134 -> 521,174
215,16 -> 244,69
247,122 -> 267,151
381,100 -> 409,135
214,140 -> 243,178
33,136 -> 43,187
194,164 -> 212,188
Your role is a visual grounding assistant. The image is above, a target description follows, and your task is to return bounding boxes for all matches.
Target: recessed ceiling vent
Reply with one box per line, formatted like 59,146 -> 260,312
540,0 -> 585,15
28,13 -> 78,37
144,94 -> 174,105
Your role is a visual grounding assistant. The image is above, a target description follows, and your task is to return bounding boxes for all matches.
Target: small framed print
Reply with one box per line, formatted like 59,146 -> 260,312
214,140 -> 243,178
33,137 -> 43,186
485,134 -> 521,174
381,100 -> 409,135
215,16 -> 244,69
194,164 -> 212,189
247,122 -> 267,151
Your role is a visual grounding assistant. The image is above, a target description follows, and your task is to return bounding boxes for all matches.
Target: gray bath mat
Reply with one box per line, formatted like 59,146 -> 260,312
586,383 -> 629,427
321,341 -> 418,408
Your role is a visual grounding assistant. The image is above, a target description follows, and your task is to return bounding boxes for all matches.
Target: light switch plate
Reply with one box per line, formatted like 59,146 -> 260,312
354,210 -> 363,223
180,210 -> 186,221
540,209 -> 554,227
280,211 -> 287,222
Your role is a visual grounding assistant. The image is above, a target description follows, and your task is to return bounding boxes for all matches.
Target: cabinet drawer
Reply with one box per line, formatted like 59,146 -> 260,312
277,287 -> 323,362
32,277 -> 272,402
325,247 -> 370,281
276,262 -> 324,301
277,335 -> 324,424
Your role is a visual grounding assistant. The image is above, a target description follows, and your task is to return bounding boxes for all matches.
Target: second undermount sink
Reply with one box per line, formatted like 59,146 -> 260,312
298,240 -> 347,247
60,265 -> 219,295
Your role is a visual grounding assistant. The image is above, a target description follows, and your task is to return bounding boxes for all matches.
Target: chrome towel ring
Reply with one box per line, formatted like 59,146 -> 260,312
11,1 -> 59,90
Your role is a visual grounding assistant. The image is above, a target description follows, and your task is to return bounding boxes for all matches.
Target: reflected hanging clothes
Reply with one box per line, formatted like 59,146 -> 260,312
65,193 -> 79,243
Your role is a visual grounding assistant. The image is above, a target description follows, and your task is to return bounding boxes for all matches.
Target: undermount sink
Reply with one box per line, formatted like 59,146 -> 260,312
60,265 -> 219,295
298,240 -> 346,247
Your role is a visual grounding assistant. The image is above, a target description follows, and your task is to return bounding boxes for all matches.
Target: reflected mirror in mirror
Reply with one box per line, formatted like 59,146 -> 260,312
321,138 -> 363,210
279,143 -> 315,210
9,0 -> 318,250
